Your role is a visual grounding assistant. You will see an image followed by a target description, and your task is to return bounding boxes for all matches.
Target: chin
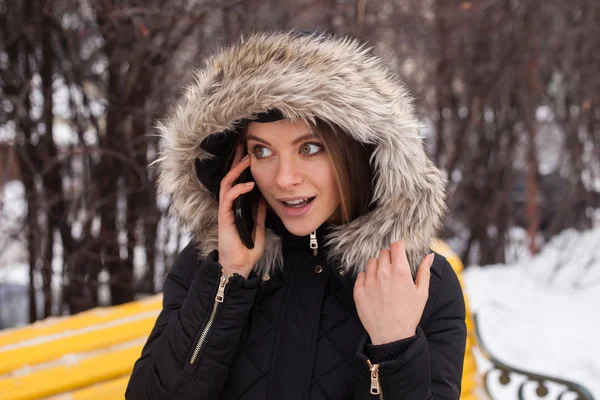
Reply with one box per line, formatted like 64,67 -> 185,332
266,197 -> 333,237
279,218 -> 320,237
277,213 -> 321,236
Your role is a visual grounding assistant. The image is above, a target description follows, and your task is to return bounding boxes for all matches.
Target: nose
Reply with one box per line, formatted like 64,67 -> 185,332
274,157 -> 303,190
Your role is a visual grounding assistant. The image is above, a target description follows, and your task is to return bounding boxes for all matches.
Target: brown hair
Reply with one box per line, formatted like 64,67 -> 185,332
312,120 -> 374,224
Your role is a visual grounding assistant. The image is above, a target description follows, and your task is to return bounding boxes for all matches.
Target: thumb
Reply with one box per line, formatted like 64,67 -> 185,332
415,253 -> 434,293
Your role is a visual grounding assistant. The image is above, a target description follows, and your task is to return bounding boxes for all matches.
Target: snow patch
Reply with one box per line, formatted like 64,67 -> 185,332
464,227 -> 600,398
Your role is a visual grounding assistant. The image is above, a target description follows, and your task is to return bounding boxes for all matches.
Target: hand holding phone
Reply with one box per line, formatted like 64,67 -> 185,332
217,144 -> 267,278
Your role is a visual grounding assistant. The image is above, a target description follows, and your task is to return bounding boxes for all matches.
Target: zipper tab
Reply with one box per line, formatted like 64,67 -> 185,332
367,359 -> 382,398
216,275 -> 230,303
309,230 -> 318,256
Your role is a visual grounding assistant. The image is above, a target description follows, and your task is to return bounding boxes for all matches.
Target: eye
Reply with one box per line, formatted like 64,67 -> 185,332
251,145 -> 273,158
299,143 -> 322,156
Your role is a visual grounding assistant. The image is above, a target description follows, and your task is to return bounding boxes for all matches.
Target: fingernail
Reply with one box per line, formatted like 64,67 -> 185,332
245,182 -> 254,187
428,253 -> 435,267
242,154 -> 250,161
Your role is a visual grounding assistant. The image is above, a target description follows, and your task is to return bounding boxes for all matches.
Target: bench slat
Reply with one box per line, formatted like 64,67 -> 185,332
0,342 -> 143,400
46,375 -> 130,400
0,295 -> 161,348
0,313 -> 157,375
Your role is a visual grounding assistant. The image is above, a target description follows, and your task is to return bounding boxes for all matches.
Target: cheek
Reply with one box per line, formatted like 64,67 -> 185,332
314,162 -> 340,201
326,174 -> 341,203
250,164 -> 271,192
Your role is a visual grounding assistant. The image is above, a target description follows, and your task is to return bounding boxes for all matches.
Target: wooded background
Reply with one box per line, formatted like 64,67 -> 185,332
1,0 -> 599,326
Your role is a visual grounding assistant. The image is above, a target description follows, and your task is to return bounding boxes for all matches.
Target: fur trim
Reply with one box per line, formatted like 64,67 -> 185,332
156,32 -> 447,277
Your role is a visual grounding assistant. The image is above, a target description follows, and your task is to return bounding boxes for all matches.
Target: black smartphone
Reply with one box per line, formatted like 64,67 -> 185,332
233,165 -> 258,248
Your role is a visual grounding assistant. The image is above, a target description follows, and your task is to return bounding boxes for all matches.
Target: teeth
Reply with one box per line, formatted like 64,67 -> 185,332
283,198 -> 310,206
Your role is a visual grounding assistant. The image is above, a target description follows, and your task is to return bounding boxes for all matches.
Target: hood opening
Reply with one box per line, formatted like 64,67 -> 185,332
194,113 -> 377,241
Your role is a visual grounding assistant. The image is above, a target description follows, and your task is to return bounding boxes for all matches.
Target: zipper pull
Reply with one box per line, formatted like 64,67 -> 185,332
309,230 -> 318,256
367,360 -> 381,395
215,275 -> 230,303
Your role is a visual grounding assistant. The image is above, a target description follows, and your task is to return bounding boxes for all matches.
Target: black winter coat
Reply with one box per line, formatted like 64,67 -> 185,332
125,230 -> 466,399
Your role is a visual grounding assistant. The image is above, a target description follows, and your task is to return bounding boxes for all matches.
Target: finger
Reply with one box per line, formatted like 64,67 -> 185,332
219,181 -> 255,223
378,248 -> 391,267
220,154 -> 251,202
376,248 -> 392,278
354,271 -> 367,298
355,271 -> 366,288
415,253 -> 434,294
231,143 -> 245,167
252,196 -> 267,251
365,257 -> 378,281
391,240 -> 411,275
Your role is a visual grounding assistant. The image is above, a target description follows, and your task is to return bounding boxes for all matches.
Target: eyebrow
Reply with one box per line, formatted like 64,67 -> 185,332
246,132 -> 319,146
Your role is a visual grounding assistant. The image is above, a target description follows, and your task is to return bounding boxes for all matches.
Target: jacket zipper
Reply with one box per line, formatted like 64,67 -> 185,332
189,273 -> 231,365
309,230 -> 318,256
366,359 -> 383,399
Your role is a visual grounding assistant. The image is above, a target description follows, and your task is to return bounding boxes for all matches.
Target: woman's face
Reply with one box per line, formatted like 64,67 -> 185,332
247,119 -> 341,237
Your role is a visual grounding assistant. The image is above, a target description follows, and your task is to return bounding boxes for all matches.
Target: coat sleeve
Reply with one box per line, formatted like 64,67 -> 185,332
125,243 -> 261,399
351,256 -> 467,399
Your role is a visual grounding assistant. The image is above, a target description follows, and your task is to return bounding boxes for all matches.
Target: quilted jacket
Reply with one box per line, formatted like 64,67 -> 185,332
126,32 -> 467,399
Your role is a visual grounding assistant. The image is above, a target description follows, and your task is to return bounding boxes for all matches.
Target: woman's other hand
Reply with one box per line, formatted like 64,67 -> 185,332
217,144 -> 267,279
353,240 -> 434,345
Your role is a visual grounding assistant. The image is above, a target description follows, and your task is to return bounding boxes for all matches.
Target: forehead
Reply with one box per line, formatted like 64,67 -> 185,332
246,119 -> 316,141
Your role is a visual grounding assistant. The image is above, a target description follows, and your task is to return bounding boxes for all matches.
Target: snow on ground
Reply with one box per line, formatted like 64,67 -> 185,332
463,227 -> 600,399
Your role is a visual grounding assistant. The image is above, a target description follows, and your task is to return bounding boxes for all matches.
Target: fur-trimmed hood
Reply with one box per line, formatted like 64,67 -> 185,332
156,32 -> 447,277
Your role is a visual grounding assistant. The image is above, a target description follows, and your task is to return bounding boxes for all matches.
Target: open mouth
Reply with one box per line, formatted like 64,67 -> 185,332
278,197 -> 316,217
280,197 -> 316,208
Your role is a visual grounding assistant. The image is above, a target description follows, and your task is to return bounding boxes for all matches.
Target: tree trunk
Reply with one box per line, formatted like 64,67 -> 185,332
40,2 -> 55,318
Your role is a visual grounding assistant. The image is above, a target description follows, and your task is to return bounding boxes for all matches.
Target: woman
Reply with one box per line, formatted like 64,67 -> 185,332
126,32 -> 466,399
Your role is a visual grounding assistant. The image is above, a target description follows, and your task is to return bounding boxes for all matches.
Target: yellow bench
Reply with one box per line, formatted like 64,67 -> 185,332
0,243 -> 480,400
0,296 -> 162,400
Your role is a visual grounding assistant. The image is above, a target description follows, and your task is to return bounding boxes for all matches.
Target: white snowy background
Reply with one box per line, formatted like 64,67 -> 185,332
463,226 -> 600,399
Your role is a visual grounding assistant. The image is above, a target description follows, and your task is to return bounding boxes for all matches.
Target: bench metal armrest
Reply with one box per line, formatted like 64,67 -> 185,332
473,314 -> 595,400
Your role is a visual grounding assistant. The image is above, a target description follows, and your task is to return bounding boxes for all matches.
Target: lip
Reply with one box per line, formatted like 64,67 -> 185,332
278,196 -> 315,217
276,196 -> 315,201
